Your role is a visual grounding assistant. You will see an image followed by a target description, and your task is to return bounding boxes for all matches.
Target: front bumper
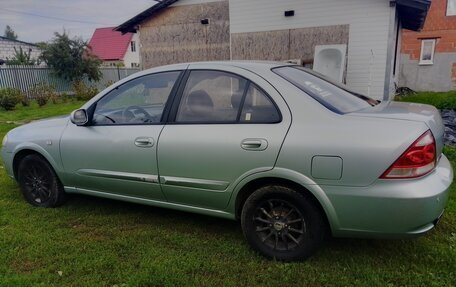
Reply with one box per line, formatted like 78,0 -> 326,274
1,147 -> 14,179
324,154 -> 453,238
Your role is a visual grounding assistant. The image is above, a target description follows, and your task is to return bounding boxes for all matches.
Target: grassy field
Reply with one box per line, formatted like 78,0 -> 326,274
396,91 -> 456,110
0,98 -> 455,287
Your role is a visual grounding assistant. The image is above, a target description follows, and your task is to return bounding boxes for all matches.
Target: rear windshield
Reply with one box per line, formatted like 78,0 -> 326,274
273,66 -> 379,114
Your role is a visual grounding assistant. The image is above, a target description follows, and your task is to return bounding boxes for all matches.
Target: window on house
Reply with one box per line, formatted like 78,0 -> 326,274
131,41 -> 136,52
419,39 -> 436,65
447,0 -> 456,16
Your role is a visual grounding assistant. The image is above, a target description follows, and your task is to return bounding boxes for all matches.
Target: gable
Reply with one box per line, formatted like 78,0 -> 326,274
88,27 -> 133,61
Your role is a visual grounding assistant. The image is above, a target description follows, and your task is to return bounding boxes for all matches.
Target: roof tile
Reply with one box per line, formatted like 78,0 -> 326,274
88,27 -> 133,61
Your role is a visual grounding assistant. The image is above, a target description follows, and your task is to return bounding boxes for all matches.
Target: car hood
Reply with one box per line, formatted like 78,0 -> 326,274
349,101 -> 445,155
7,115 -> 70,142
17,115 -> 69,129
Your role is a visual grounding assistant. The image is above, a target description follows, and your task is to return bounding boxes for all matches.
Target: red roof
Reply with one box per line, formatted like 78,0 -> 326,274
88,27 -> 133,61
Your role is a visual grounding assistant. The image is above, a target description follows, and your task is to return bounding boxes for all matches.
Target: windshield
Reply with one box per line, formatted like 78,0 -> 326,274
273,66 -> 379,114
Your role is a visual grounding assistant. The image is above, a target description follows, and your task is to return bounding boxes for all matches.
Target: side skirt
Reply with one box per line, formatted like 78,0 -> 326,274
64,186 -> 236,220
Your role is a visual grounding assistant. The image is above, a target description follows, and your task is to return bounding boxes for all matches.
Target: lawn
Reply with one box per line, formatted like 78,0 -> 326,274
0,97 -> 455,287
395,91 -> 456,110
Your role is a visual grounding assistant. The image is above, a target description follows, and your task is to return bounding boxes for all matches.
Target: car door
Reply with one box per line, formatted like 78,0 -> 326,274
60,71 -> 182,200
157,64 -> 291,210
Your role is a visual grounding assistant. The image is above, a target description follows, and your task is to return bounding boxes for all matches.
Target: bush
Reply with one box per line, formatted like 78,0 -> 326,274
0,88 -> 22,110
36,94 -> 48,107
104,80 -> 115,88
59,92 -> 70,103
73,81 -> 98,101
20,94 -> 30,107
29,82 -> 57,107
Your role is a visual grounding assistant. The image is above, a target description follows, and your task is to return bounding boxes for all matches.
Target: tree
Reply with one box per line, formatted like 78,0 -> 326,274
40,32 -> 101,82
4,25 -> 18,40
6,47 -> 39,65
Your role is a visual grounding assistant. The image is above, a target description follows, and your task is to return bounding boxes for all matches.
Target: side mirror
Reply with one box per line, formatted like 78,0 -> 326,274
70,109 -> 89,126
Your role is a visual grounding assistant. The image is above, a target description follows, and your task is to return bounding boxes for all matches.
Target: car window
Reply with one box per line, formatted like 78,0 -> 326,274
176,70 -> 247,123
273,66 -> 378,114
240,84 -> 281,123
93,71 -> 180,125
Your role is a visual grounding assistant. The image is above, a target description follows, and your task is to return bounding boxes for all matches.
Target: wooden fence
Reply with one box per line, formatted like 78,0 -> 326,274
0,65 -> 140,96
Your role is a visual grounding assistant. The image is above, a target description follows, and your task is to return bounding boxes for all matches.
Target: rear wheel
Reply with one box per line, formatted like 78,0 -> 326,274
241,185 -> 326,261
17,154 -> 66,207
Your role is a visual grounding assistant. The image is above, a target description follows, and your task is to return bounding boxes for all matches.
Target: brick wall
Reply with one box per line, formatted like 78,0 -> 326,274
402,0 -> 456,60
0,38 -> 41,63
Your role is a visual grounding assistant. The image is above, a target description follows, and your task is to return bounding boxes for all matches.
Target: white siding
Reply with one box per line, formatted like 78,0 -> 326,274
229,0 -> 394,100
171,0 -> 225,6
123,33 -> 141,68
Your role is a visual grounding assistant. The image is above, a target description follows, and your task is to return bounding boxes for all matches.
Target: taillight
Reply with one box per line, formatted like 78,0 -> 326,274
380,130 -> 436,179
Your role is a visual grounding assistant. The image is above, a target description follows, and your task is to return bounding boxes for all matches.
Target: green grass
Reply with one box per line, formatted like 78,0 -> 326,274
0,100 -> 85,124
0,100 -> 455,287
396,91 -> 456,110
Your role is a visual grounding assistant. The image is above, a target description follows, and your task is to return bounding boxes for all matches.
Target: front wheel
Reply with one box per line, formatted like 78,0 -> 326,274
17,154 -> 66,207
241,185 -> 326,261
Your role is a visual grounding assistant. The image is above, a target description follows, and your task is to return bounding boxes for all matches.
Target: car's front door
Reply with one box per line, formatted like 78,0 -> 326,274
60,71 -> 182,200
157,65 -> 291,210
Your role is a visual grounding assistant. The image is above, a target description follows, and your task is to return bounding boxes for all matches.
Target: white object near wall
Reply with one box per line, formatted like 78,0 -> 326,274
313,44 -> 347,83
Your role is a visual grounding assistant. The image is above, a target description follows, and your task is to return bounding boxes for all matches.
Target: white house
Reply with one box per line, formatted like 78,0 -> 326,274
88,27 -> 141,68
0,36 -> 41,64
116,0 -> 430,100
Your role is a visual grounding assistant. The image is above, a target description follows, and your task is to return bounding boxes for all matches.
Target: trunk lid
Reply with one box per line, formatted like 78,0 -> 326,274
349,101 -> 445,156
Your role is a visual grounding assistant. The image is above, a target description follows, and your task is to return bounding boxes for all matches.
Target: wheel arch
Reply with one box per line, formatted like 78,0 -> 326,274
12,144 -> 61,180
231,170 -> 339,233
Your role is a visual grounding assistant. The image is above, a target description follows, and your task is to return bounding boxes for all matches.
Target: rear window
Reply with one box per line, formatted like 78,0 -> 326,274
273,66 -> 379,114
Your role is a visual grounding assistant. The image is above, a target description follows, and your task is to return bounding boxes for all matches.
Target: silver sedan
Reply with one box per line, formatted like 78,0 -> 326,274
1,62 -> 453,261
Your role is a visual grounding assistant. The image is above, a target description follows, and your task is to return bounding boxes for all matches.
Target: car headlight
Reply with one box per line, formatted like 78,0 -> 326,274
1,134 -> 7,147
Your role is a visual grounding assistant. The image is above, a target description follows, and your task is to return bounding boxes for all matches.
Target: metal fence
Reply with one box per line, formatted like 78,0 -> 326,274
0,65 -> 141,96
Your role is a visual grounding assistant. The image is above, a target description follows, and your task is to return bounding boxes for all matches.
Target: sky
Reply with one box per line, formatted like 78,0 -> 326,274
0,0 -> 157,43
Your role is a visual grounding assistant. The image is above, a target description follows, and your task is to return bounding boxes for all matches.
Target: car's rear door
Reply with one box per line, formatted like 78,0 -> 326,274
60,70 -> 183,200
157,63 -> 291,209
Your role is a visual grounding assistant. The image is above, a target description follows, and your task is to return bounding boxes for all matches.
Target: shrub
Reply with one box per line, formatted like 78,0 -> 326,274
20,94 -> 30,107
59,92 -> 70,103
29,82 -> 57,107
104,80 -> 115,88
0,88 -> 22,110
36,94 -> 48,107
73,81 -> 98,101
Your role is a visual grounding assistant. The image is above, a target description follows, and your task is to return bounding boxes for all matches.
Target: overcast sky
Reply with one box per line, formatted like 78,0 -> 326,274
0,0 -> 157,43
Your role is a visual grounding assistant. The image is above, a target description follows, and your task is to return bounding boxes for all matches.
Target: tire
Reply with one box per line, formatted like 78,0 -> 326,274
241,185 -> 326,261
17,154 -> 66,207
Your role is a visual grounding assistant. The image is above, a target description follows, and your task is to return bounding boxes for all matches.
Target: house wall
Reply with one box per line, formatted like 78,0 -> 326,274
101,60 -> 124,67
229,0 -> 394,100
0,38 -> 41,64
139,0 -> 230,68
231,25 -> 349,64
171,0 -> 226,6
123,33 -> 141,68
400,0 -> 456,91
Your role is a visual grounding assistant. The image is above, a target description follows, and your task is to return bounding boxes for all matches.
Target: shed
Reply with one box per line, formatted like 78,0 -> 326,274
116,0 -> 431,100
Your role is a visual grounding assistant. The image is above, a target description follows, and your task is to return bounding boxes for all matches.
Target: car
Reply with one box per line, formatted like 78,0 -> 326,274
1,61 -> 453,261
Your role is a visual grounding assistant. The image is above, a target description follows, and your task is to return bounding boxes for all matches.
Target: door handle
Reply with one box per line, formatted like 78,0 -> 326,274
134,137 -> 154,148
241,139 -> 268,151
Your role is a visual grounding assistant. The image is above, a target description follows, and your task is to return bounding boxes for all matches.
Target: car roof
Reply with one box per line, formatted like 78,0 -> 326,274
141,61 -> 294,74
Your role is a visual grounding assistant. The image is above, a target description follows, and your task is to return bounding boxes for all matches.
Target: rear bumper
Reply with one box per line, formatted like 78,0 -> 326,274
324,154 -> 453,238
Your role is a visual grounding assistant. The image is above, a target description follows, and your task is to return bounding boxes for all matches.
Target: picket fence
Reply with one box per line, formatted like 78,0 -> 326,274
0,65 -> 140,97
